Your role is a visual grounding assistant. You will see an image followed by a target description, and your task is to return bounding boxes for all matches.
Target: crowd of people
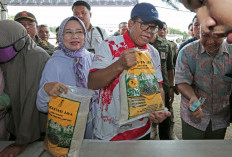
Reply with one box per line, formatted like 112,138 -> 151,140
0,0 -> 232,156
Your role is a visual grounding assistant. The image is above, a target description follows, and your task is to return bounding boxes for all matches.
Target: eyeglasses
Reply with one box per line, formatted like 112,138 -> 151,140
135,20 -> 159,34
63,30 -> 84,38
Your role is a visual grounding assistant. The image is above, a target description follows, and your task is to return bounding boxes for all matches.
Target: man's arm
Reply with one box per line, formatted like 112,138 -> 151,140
177,83 -> 202,118
168,69 -> 175,103
159,84 -> 165,106
177,83 -> 196,100
167,44 -> 175,103
88,48 -> 137,90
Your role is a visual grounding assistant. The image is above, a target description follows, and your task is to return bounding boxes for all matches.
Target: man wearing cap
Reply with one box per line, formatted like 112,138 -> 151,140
14,11 -> 55,56
72,1 -> 108,54
88,2 -> 171,141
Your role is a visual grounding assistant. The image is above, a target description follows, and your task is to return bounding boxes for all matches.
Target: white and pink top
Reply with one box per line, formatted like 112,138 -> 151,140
90,31 -> 163,141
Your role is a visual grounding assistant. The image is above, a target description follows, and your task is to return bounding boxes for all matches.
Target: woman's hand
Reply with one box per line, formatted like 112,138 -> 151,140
44,82 -> 68,97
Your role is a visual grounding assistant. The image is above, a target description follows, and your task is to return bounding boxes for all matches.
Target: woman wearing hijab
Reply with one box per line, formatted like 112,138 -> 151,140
0,20 -> 49,156
36,16 -> 95,138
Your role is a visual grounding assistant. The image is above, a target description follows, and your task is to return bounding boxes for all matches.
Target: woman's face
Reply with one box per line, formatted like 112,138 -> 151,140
63,20 -> 85,51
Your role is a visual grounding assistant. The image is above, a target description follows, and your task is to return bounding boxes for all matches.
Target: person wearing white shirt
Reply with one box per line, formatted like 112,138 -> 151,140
72,0 -> 108,53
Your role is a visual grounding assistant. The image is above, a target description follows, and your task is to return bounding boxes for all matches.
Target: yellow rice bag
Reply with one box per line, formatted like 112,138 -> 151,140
44,86 -> 93,157
119,49 -> 165,125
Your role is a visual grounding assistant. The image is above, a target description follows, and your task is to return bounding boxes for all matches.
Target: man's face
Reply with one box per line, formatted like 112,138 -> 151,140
17,19 -> 37,40
72,6 -> 91,30
38,26 -> 50,41
129,18 -> 157,47
158,24 -> 167,39
188,24 -> 194,37
200,31 -> 224,54
192,17 -> 200,39
119,24 -> 128,35
180,0 -> 232,40
149,33 -> 157,43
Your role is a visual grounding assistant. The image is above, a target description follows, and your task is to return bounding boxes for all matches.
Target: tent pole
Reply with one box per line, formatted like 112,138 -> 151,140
0,0 -> 8,20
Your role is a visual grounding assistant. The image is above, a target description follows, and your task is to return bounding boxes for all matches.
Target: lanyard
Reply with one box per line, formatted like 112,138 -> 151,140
87,28 -> 93,48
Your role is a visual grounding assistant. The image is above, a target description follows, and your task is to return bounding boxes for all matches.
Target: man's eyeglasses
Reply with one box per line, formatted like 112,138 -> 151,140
135,20 -> 159,34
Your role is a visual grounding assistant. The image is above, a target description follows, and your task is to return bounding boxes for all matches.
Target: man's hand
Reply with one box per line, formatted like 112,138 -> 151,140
0,143 -> 27,157
0,106 -> 5,110
117,48 -> 137,70
227,33 -> 232,44
169,88 -> 174,104
88,48 -> 137,90
188,97 -> 203,118
174,86 -> 179,95
148,111 -> 171,123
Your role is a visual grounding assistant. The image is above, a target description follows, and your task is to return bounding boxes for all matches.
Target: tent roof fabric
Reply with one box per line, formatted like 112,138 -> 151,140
7,0 -> 138,6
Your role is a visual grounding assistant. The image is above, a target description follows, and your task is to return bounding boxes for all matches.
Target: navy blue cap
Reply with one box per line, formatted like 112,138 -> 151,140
131,3 -> 162,27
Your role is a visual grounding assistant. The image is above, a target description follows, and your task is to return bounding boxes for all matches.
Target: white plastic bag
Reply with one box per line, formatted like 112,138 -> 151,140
44,86 -> 94,157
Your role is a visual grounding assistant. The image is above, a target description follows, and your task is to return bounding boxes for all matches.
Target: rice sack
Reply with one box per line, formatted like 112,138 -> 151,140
44,86 -> 93,157
119,49 -> 165,125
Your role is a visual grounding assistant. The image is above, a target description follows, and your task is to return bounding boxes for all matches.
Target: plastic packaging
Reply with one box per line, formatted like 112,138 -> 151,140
119,49 -> 165,126
190,97 -> 206,112
44,86 -> 94,157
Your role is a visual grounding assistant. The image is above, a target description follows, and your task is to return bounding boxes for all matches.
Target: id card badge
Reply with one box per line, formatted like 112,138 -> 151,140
88,49 -> 95,54
161,52 -> 166,59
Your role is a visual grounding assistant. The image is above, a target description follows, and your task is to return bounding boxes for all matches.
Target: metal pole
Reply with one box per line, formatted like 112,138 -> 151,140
0,0 -> 8,20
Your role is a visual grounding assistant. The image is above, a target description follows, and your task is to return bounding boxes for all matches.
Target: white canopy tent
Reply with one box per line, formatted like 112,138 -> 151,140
0,0 -> 8,20
0,0 -> 138,20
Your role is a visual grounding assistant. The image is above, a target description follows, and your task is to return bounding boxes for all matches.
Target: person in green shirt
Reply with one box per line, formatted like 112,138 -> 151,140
150,32 -> 176,140
14,11 -> 55,56
157,21 -> 179,140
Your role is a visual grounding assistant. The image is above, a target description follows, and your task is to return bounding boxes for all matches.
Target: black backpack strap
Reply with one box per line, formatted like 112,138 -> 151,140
96,26 -> 104,40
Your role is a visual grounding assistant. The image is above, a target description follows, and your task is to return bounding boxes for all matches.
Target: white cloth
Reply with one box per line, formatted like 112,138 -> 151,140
85,25 -> 108,52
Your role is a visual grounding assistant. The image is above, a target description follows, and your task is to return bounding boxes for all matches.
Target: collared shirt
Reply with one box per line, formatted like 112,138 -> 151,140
90,31 -> 163,140
85,25 -> 108,53
175,40 -> 232,131
150,36 -> 174,93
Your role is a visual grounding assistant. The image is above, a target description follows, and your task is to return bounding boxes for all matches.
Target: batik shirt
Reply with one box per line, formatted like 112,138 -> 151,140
175,40 -> 232,131
90,31 -> 163,140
